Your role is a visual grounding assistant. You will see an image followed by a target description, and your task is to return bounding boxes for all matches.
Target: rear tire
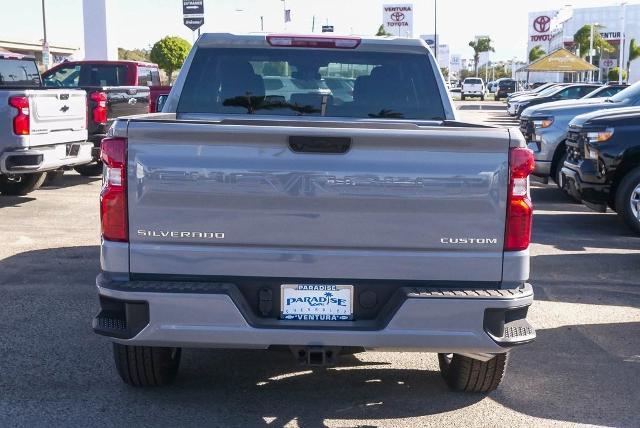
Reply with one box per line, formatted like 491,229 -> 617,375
461,94 -> 466,101
74,161 -> 103,177
438,353 -> 508,393
481,95 -> 485,101
113,343 -> 181,387
0,173 -> 47,196
614,167 -> 640,234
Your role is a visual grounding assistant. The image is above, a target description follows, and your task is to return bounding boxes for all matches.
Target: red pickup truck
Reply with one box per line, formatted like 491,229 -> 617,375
42,60 -> 170,175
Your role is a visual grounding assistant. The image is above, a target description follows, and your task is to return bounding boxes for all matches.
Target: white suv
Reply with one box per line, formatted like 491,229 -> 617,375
461,77 -> 486,101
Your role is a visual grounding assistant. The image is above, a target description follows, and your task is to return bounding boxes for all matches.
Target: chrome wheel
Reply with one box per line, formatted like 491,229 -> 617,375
631,183 -> 640,221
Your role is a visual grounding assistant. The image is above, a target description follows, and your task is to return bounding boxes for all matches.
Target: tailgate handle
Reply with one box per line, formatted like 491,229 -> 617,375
288,136 -> 351,154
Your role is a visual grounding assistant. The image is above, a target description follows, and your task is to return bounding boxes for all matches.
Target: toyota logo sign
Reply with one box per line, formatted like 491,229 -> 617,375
391,12 -> 405,21
533,16 -> 551,33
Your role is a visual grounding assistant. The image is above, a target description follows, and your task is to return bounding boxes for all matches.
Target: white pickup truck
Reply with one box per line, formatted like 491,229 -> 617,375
0,55 -> 90,195
461,77 -> 486,101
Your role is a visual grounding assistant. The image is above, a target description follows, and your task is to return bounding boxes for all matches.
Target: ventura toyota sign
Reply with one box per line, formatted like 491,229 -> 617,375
382,4 -> 413,37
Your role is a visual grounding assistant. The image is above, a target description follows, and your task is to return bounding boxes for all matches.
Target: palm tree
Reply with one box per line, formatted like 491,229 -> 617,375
469,38 -> 495,76
529,46 -> 546,63
627,39 -> 640,79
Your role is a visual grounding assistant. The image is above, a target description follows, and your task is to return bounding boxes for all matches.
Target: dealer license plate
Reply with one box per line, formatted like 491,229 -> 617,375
280,284 -> 353,321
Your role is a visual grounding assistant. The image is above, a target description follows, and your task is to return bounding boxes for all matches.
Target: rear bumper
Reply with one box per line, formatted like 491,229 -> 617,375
0,141 -> 93,174
94,275 -> 535,353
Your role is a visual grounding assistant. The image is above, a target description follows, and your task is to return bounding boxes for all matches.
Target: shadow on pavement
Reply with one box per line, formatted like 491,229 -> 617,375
495,322 -> 640,427
0,196 -> 36,209
40,174 -> 100,190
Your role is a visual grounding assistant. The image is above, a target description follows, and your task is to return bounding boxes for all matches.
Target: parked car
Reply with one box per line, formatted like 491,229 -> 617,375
461,77 -> 485,100
0,55 -> 90,195
263,75 -> 332,103
42,60 -> 156,176
520,82 -> 640,185
582,84 -> 628,99
561,107 -> 640,233
93,33 -> 535,392
495,79 -> 516,101
510,83 -> 600,117
322,76 -> 355,104
507,82 -> 557,102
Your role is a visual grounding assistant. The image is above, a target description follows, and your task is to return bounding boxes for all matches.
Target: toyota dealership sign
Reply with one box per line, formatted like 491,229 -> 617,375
383,4 -> 413,37
530,15 -> 552,42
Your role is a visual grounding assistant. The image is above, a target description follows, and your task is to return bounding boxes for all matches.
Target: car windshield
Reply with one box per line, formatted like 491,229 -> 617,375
178,47 -> 446,120
538,85 -> 563,97
0,59 -> 41,87
533,83 -> 554,92
608,81 -> 640,103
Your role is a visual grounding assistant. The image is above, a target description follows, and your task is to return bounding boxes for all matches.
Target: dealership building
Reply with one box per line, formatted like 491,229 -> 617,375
527,4 -> 640,83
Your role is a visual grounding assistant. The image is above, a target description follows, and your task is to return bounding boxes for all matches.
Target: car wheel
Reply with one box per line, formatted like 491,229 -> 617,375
614,167 -> 640,234
481,95 -> 485,101
74,161 -> 103,177
113,343 -> 181,387
0,173 -> 47,196
495,95 -> 500,101
461,94 -> 466,101
438,353 -> 508,393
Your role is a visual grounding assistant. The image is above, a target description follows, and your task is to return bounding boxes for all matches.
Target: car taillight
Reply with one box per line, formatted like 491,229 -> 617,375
8,96 -> 30,135
91,91 -> 108,125
100,137 -> 128,242
266,35 -> 361,49
505,147 -> 535,251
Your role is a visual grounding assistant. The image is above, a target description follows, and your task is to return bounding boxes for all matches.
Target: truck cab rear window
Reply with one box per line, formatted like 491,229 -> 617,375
177,48 -> 445,120
0,59 -> 41,87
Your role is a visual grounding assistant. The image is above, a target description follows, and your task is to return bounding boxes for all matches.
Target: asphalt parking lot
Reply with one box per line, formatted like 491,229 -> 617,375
1,101 -> 639,427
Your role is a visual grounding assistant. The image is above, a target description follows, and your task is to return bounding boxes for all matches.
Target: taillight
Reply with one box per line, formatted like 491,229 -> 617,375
266,35 -> 361,49
504,147 -> 535,251
100,137 -> 128,242
91,91 -> 108,125
9,96 -> 30,135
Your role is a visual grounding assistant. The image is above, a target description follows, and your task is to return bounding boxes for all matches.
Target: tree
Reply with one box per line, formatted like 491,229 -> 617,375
468,38 -> 494,76
376,25 -> 392,36
627,38 -> 640,78
573,25 -> 613,58
529,46 -> 546,63
150,36 -> 191,83
608,67 -> 627,82
118,48 -> 150,62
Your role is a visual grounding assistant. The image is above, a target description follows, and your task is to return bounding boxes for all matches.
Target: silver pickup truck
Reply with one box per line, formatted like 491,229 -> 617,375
0,56 -> 90,195
93,33 -> 536,392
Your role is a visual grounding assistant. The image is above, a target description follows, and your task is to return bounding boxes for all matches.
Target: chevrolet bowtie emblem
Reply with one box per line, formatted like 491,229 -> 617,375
60,105 -> 69,113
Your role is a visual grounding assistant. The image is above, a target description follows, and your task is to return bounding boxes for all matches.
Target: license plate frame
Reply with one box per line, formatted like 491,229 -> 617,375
280,284 -> 354,321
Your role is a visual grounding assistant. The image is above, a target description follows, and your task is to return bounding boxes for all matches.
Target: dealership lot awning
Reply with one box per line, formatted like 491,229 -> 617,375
519,48 -> 598,72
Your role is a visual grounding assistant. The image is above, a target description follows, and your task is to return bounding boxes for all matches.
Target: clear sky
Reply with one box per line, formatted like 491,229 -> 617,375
0,0 -> 633,61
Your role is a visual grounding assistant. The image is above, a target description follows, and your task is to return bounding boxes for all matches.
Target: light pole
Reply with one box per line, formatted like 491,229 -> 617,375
619,2 -> 627,84
434,0 -> 438,61
40,0 -> 51,68
588,22 -> 598,82
282,0 -> 287,31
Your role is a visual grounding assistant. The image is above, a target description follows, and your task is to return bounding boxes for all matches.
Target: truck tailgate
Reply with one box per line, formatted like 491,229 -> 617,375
126,120 -> 509,282
27,89 -> 86,147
